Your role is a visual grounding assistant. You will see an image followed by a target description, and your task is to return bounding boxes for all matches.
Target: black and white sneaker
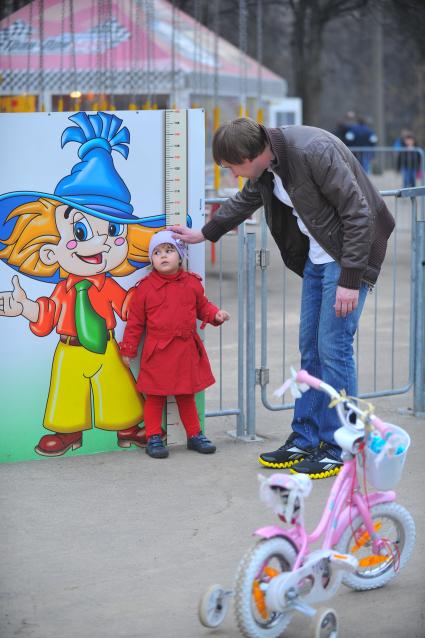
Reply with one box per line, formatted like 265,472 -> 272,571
258,432 -> 314,469
290,442 -> 342,479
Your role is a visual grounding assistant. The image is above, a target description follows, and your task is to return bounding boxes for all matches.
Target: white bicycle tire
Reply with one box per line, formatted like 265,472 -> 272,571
335,502 -> 415,590
309,607 -> 339,638
234,537 -> 297,638
198,584 -> 230,628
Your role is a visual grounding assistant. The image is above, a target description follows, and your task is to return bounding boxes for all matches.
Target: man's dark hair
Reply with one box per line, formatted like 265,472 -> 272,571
212,117 -> 267,166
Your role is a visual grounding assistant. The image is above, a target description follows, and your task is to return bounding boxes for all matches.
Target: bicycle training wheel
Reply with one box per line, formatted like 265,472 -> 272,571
234,537 -> 297,638
198,584 -> 230,628
309,607 -> 339,638
335,502 -> 415,590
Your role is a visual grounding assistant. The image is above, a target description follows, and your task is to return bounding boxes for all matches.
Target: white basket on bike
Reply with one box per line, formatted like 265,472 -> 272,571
365,423 -> 410,490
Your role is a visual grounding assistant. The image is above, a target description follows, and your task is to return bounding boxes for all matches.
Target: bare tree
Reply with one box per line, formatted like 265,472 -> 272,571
389,0 -> 425,58
287,0 -> 370,124
176,0 -> 373,125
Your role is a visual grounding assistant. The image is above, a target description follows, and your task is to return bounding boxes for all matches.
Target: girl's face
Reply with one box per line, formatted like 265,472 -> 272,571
151,243 -> 180,274
40,205 -> 129,276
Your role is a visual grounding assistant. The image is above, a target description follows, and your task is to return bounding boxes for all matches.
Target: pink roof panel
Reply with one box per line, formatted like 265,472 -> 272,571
0,0 -> 282,82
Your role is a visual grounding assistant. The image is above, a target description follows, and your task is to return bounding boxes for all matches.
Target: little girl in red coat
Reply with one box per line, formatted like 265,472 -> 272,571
120,230 -> 230,458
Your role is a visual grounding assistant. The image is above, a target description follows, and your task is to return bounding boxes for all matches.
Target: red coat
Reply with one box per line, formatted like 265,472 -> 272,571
120,269 -> 220,395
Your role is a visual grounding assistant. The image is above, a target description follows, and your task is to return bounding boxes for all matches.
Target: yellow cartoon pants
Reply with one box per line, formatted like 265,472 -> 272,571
44,339 -> 144,433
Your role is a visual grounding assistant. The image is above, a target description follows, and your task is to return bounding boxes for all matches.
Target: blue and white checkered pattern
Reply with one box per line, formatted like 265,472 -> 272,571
0,18 -> 129,56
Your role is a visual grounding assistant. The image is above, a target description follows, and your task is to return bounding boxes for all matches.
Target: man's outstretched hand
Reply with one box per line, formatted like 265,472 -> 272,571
168,225 -> 205,244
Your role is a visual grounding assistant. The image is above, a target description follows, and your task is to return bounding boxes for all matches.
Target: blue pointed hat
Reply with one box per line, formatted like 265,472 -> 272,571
0,111 -> 149,225
55,111 -> 135,221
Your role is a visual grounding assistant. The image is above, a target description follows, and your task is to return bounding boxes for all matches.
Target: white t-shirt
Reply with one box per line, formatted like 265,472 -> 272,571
269,169 -> 334,265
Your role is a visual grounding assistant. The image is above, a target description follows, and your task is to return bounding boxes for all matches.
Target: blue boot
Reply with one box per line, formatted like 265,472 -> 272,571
187,432 -> 216,454
146,435 -> 169,459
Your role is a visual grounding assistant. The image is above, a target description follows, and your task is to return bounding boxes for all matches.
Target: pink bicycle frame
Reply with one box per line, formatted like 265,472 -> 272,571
255,459 -> 395,569
255,369 -> 397,569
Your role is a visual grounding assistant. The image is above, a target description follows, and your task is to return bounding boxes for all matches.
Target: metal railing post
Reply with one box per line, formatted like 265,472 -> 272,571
246,232 -> 257,438
236,226 -> 246,435
413,196 -> 425,414
204,197 -> 245,432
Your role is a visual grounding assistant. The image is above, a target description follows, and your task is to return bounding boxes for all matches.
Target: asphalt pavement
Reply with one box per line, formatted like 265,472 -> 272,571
1,174 -> 424,637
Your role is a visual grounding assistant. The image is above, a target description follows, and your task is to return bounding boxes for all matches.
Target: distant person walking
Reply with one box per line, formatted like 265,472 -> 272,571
348,117 -> 377,174
335,112 -> 377,173
397,132 -> 422,188
333,110 -> 357,146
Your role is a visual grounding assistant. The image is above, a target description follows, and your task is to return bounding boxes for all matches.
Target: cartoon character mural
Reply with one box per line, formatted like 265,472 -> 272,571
0,111 -> 165,457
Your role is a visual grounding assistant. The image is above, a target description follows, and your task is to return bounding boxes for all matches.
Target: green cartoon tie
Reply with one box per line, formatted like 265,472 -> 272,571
74,280 -> 108,354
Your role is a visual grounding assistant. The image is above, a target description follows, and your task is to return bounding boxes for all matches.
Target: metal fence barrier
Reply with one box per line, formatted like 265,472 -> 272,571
202,211 -> 246,437
204,183 -> 425,440
348,146 -> 425,190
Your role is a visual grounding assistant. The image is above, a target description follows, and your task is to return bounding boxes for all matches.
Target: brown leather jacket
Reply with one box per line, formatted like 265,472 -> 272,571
202,125 -> 395,289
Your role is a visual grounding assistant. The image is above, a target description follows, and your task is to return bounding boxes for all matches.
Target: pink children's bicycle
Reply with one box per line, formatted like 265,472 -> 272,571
198,370 -> 416,638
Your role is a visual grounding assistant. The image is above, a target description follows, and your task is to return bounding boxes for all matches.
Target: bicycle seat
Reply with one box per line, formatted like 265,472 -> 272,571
258,473 -> 312,523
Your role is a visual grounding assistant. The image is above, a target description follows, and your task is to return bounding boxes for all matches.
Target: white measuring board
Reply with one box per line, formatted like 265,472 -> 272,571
165,109 -> 188,227
164,109 -> 189,442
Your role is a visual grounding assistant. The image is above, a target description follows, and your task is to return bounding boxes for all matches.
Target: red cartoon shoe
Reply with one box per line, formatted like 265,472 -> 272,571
117,425 -> 148,448
35,431 -> 83,456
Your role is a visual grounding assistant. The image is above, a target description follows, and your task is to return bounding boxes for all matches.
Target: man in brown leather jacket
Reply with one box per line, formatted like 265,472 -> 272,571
171,117 -> 395,479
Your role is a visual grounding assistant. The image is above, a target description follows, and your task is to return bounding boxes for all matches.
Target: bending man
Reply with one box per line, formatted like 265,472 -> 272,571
171,117 -> 394,479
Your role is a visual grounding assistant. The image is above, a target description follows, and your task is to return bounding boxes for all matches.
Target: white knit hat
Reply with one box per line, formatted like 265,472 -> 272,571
148,229 -> 187,262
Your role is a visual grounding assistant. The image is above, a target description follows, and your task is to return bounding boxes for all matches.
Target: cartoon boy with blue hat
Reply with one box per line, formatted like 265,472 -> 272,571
0,111 -> 164,456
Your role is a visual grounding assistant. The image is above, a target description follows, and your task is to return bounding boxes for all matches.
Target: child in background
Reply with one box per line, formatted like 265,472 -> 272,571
397,133 -> 421,188
120,230 -> 230,459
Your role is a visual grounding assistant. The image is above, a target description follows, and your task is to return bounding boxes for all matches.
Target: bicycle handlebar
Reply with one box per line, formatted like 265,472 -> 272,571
369,414 -> 391,437
295,369 -> 391,437
295,370 -> 324,391
296,370 -> 340,402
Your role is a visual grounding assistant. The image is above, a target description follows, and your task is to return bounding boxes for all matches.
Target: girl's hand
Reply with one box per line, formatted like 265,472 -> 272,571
215,309 -> 230,324
121,355 -> 133,368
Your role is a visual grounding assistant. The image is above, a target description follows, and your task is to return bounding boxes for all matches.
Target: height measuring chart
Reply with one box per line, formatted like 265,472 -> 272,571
165,109 -> 188,226
164,110 -> 191,441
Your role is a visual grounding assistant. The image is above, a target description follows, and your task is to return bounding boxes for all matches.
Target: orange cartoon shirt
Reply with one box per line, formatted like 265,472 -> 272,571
30,274 -> 135,337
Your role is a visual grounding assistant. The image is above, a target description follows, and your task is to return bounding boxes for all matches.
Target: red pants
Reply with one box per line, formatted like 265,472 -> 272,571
144,394 -> 200,438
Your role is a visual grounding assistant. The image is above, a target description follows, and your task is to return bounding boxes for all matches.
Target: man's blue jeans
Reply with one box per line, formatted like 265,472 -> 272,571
292,258 -> 369,457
